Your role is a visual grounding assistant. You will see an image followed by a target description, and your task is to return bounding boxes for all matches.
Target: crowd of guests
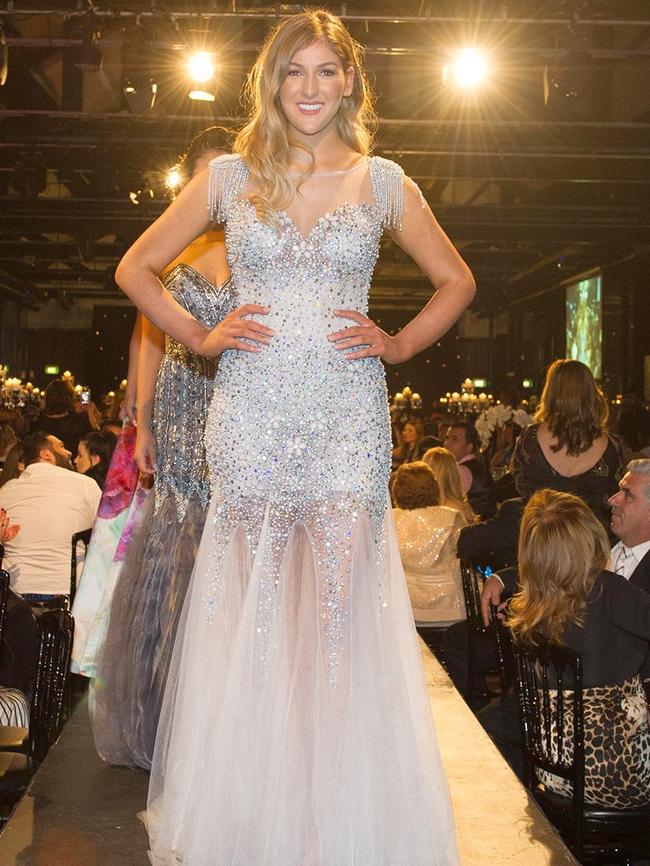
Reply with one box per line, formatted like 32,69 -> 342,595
0,378 -> 119,727
1,358 -> 650,818
391,358 -> 650,813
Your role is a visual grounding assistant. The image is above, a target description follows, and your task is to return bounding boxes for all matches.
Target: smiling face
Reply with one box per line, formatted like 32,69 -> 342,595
609,471 -> 650,547
278,39 -> 354,143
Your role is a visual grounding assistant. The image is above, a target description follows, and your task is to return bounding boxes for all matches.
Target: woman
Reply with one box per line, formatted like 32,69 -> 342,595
512,359 -> 622,528
393,418 -> 425,465
392,462 -> 465,626
117,11 -> 474,864
508,489 -> 650,808
74,429 -> 117,490
36,378 -> 96,456
89,126 -> 236,770
423,446 -> 476,524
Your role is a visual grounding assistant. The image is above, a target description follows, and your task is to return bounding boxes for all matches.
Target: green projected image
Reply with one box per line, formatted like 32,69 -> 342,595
566,275 -> 602,380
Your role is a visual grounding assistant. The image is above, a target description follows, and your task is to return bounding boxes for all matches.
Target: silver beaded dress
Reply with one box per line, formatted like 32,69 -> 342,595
147,156 -> 460,866
91,263 -> 235,770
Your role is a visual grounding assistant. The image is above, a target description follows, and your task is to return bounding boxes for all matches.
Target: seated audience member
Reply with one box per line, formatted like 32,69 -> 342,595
478,461 -> 650,775
36,379 -> 95,457
443,421 -> 496,519
75,429 -> 117,490
392,462 -> 465,626
0,424 -> 17,470
440,496 -> 524,702
0,588 -> 39,727
0,431 -> 101,605
422,446 -> 476,525
393,418 -> 427,466
0,441 -> 25,489
506,489 -> 650,808
512,359 -> 622,531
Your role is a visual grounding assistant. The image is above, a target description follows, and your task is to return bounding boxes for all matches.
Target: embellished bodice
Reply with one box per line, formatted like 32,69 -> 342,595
204,155 -> 405,521
153,263 -> 235,520
202,156 -> 408,662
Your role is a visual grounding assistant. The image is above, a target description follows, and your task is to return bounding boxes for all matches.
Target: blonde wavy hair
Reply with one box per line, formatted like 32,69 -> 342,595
535,359 -> 609,456
422,447 -> 475,524
508,489 -> 610,647
234,9 -> 376,223
391,462 -> 440,510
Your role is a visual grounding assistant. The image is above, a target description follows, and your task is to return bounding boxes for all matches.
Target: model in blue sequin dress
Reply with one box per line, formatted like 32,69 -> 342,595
90,264 -> 234,770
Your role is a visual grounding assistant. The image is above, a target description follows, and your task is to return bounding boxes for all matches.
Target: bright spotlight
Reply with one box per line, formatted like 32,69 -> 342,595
188,51 -> 215,83
166,166 -> 182,190
189,88 -> 216,102
443,49 -> 488,88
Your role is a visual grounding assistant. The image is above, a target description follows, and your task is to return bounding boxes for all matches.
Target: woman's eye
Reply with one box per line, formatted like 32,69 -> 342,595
320,69 -> 335,77
287,69 -> 302,76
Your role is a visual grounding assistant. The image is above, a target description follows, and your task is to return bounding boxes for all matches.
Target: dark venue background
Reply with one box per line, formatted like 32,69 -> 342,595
0,0 -> 649,403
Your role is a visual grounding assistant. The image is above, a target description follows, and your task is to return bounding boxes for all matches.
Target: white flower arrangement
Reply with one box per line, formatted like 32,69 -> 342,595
475,404 -> 533,449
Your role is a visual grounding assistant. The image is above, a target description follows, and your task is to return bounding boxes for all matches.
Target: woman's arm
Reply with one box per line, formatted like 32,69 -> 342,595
329,177 -> 476,362
115,170 -> 273,357
135,317 -> 166,474
120,314 -> 142,423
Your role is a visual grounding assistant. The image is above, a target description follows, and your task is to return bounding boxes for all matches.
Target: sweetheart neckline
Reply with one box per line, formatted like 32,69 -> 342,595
233,199 -> 381,244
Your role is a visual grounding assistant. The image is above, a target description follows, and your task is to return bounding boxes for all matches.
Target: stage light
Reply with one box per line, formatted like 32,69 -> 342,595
166,166 -> 182,190
129,180 -> 154,205
123,75 -> 158,113
0,23 -> 8,86
75,19 -> 103,72
187,51 -> 216,101
189,88 -> 216,102
443,49 -> 488,89
188,51 -> 215,84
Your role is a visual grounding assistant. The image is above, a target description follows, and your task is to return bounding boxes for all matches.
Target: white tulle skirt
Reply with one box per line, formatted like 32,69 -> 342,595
146,495 -> 460,866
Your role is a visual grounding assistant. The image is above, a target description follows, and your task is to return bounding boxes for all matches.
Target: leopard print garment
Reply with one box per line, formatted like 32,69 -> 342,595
538,675 -> 650,808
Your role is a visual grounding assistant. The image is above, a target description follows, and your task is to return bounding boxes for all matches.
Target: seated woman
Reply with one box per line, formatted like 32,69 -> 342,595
74,429 -> 117,490
422,446 -> 476,525
392,461 -> 465,626
508,488 -> 650,808
512,359 -> 622,530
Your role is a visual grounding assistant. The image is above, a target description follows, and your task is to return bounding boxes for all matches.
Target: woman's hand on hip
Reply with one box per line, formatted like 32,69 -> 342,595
328,310 -> 408,364
197,305 -> 274,357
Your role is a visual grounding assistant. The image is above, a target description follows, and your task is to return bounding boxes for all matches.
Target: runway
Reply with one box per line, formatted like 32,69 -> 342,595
0,642 -> 577,865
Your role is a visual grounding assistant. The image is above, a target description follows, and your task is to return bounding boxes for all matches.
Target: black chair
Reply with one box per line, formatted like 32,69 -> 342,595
0,542 -> 4,568
459,559 -> 510,701
0,608 -> 75,786
70,527 -> 92,607
0,569 -> 10,672
512,638 -> 650,865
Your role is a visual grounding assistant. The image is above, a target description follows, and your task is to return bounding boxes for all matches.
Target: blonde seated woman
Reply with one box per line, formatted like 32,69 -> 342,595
423,445 -> 476,525
392,461 -> 466,626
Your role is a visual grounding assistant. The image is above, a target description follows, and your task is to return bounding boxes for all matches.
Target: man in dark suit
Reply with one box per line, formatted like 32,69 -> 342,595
443,421 -> 496,519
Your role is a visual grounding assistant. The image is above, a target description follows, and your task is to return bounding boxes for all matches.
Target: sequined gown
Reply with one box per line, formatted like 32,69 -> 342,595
91,264 -> 234,770
147,156 -> 460,865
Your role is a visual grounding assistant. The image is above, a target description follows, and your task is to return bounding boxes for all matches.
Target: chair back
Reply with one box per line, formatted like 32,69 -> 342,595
0,568 -> 9,670
70,528 -> 92,606
460,559 -> 510,692
29,608 -> 75,760
512,638 -> 584,849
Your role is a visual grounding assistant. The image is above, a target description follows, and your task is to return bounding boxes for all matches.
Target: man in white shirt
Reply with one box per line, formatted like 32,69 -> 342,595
0,431 -> 101,600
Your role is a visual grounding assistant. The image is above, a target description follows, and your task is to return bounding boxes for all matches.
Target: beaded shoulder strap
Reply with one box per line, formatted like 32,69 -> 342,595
208,154 -> 249,223
369,156 -> 405,231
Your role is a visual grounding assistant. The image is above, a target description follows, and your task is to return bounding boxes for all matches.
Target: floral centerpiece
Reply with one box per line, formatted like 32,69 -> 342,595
475,403 -> 533,450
